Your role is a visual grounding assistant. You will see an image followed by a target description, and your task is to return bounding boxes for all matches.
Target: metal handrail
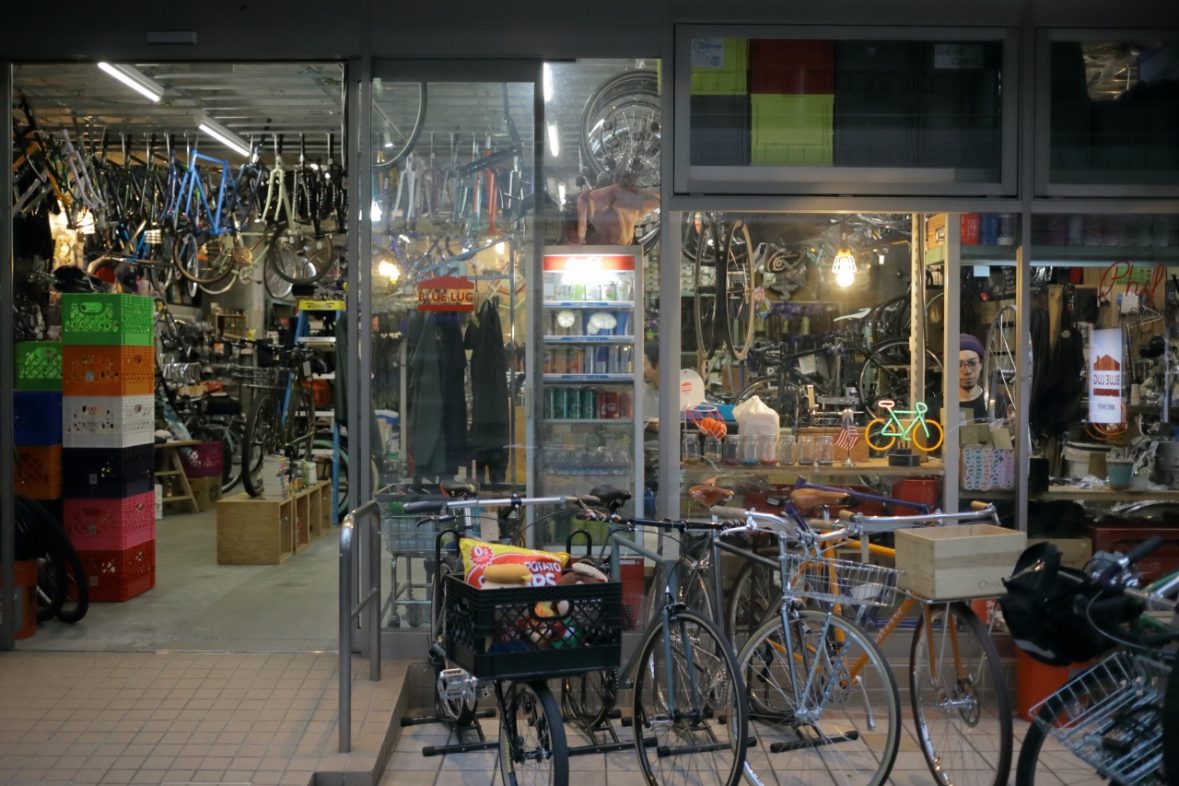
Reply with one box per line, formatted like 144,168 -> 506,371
338,489 -> 386,753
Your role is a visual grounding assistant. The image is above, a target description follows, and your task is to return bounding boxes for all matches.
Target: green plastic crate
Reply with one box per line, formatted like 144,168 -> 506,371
14,342 -> 62,391
691,37 -> 749,95
61,294 -> 155,347
751,94 -> 834,165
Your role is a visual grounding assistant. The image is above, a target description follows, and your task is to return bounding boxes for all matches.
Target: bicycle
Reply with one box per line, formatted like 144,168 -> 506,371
718,482 -> 1013,786
401,490 -> 614,786
239,341 -> 323,497
864,398 -> 944,453
1005,537 -> 1179,785
561,486 -> 750,786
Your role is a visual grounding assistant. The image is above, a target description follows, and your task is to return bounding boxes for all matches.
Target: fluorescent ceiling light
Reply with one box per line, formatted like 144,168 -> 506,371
547,122 -> 560,158
197,115 -> 251,158
543,63 -> 554,102
97,62 -> 164,103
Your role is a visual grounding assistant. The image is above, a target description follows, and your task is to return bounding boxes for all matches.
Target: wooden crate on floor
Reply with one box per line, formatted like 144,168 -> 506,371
216,481 -> 330,565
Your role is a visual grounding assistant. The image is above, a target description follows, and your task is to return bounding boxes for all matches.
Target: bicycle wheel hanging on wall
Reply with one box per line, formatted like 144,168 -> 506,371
580,69 -> 660,188
372,81 -> 428,169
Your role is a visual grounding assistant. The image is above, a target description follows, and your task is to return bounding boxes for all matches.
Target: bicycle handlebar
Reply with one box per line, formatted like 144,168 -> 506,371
403,494 -> 597,517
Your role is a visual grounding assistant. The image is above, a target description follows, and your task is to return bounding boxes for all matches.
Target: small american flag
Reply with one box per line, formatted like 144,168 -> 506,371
835,424 -> 860,453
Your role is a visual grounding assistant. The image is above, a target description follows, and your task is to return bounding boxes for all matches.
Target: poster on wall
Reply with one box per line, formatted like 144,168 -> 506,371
1089,328 -> 1123,424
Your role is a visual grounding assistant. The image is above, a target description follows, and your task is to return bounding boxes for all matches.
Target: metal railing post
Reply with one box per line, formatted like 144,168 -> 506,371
339,514 -> 355,752
369,513 -> 381,680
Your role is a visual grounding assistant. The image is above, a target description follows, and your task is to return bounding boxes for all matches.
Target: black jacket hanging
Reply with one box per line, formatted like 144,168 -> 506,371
466,300 -> 510,483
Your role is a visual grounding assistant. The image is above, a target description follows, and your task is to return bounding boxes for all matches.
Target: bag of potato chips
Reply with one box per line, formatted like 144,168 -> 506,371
459,538 -> 569,588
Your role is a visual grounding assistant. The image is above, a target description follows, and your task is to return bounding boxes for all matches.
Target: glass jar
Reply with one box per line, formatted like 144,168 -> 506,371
757,434 -> 779,465
778,433 -> 796,465
816,434 -> 834,465
722,434 -> 742,465
682,430 -> 702,465
742,434 -> 760,465
796,434 -> 815,465
703,434 -> 723,464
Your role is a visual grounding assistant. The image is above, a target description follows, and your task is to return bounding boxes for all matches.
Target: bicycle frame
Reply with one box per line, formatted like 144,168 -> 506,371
177,151 -> 236,236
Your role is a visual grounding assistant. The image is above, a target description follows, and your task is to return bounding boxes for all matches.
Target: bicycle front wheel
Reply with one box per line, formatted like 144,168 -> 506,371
863,417 -> 896,453
722,220 -> 757,362
242,390 -> 278,498
560,669 -> 617,731
912,418 -> 945,452
632,609 -> 748,786
500,680 -> 568,786
738,608 -> 901,786
910,602 -> 1012,786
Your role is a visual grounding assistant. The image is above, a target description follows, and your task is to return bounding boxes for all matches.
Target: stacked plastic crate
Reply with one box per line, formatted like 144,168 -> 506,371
14,342 -> 63,502
60,293 -> 157,602
689,37 -> 750,166
748,40 -> 835,166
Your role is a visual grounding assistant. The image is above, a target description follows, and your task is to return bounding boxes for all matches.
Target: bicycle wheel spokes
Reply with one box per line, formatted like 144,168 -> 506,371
633,611 -> 747,786
242,390 -> 278,497
910,603 -> 1012,786
723,221 -> 756,362
499,681 -> 567,786
739,610 -> 900,786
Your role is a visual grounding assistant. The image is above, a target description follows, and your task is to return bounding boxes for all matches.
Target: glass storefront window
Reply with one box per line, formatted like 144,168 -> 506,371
675,28 -> 1014,195
678,211 -> 946,518
1046,40 -> 1179,191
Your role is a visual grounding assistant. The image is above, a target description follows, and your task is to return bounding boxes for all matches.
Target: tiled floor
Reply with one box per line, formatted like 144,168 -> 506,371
0,651 -> 404,786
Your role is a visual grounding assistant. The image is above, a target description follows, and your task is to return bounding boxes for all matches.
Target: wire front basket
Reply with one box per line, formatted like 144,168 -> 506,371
224,364 -> 288,390
784,552 -> 901,608
1031,651 -> 1167,786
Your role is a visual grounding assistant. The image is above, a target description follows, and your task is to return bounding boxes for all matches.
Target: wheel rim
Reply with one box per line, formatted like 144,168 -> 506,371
500,683 -> 560,786
739,611 -> 900,786
580,70 -> 661,188
724,221 -> 757,361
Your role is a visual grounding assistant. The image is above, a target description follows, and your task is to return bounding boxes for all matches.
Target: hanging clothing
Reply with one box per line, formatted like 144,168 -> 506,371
407,312 -> 468,478
465,300 -> 510,484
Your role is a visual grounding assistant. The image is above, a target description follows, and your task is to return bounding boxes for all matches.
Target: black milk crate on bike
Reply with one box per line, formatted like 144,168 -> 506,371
61,445 -> 155,499
442,576 -> 622,681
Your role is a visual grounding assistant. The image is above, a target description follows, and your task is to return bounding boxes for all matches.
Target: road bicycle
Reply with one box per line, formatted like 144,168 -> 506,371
864,398 -> 944,453
1008,538 -> 1179,785
400,490 -> 614,786
719,481 -> 1012,786
562,486 -> 750,786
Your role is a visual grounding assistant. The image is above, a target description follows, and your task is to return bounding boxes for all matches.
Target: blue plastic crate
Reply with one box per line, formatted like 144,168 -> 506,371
14,390 -> 62,446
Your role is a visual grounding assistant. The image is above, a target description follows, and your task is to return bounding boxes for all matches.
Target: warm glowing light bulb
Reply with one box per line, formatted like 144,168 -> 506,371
835,266 -> 856,288
831,248 -> 856,288
377,260 -> 400,283
495,241 -> 506,256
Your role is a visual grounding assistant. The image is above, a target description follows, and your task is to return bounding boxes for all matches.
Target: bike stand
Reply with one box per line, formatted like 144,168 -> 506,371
400,709 -> 500,757
566,709 -> 639,756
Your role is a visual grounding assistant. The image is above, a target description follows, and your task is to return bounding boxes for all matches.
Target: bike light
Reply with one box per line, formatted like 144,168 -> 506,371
196,115 -> 252,158
97,62 -> 164,103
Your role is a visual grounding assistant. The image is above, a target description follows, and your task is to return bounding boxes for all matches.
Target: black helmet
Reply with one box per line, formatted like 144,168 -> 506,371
998,542 -> 1111,667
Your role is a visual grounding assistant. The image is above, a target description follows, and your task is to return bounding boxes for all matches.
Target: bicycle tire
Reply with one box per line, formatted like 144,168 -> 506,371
372,82 -> 428,169
173,229 -> 236,285
738,608 -> 901,786
690,212 -> 720,370
632,609 -> 748,786
726,557 -> 781,644
858,338 -> 944,420
500,680 -> 568,786
242,390 -> 278,498
912,418 -> 945,452
910,602 -> 1012,786
267,232 -> 331,285
560,668 -> 617,731
15,497 -> 90,624
579,69 -> 660,188
723,220 -> 757,362
431,555 -> 479,726
312,437 -> 349,519
864,417 -> 896,453
13,497 -> 66,623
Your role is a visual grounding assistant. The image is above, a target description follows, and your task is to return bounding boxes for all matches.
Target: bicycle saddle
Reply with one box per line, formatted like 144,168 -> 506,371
441,480 -> 479,499
688,484 -> 734,508
589,485 -> 631,512
205,394 -> 241,417
789,487 -> 853,516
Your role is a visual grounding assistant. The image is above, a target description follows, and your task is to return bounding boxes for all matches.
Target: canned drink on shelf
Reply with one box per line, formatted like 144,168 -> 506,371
582,388 -> 596,418
599,390 -> 620,419
619,390 -> 633,418
569,387 -> 582,419
597,346 -> 611,375
553,350 -> 566,375
553,388 -> 567,419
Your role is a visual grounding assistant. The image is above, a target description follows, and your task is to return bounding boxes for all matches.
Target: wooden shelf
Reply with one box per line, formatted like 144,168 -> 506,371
1034,484 -> 1179,502
681,458 -> 945,484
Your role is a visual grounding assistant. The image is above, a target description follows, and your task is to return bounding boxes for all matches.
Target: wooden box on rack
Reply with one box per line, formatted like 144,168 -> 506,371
895,524 -> 1026,600
216,481 -> 330,564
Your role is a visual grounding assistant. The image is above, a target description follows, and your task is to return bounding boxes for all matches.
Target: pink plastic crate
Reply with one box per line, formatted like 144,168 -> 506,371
64,493 -> 155,551
78,540 -> 156,602
179,442 -> 224,479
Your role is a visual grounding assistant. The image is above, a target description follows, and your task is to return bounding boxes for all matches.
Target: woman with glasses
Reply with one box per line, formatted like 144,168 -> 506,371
959,333 -> 989,421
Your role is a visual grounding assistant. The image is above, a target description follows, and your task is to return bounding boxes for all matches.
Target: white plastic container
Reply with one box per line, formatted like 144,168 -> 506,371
62,394 -> 154,448
733,395 -> 780,438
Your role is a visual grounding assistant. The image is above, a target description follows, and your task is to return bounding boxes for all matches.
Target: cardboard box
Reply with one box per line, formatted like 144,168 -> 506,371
895,524 -> 1027,600
190,476 -> 222,513
1029,538 -> 1092,570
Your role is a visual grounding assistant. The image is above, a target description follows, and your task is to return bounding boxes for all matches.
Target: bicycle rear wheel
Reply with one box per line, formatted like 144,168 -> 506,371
173,228 -> 236,285
500,680 -> 568,786
738,608 -> 901,786
560,669 -> 617,731
632,609 -> 748,786
858,338 -> 943,420
689,212 -> 720,370
722,220 -> 757,362
372,82 -> 428,168
910,603 -> 1012,786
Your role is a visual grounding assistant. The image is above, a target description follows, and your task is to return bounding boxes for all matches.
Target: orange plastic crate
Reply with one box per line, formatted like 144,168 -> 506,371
14,445 -> 62,500
62,345 -> 155,397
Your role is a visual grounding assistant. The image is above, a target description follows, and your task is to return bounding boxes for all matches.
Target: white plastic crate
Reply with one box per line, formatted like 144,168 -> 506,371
63,395 -> 155,448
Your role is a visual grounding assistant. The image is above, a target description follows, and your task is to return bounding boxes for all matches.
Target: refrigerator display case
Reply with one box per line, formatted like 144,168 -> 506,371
532,246 -> 645,542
